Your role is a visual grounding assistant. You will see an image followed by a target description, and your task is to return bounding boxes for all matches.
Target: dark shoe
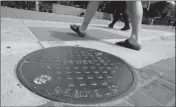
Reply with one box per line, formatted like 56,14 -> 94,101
120,26 -> 130,31
108,23 -> 114,28
70,24 -> 85,37
116,39 -> 141,51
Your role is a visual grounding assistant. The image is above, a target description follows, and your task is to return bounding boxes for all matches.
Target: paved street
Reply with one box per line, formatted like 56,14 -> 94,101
1,7 -> 175,106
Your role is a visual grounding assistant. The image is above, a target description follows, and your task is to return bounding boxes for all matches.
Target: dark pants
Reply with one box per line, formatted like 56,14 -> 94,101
173,21 -> 176,27
110,1 -> 130,27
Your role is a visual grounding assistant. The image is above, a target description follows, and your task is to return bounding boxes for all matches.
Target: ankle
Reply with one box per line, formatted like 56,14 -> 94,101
128,36 -> 140,44
79,27 -> 86,33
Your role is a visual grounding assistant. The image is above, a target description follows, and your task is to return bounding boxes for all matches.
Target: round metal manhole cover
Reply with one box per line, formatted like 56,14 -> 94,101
16,46 -> 138,104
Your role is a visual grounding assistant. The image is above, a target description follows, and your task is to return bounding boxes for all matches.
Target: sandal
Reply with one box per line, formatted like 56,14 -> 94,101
116,39 -> 142,51
70,24 -> 85,37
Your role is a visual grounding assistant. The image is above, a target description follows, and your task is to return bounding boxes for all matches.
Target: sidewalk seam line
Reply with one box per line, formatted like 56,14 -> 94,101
123,99 -> 135,107
137,77 -> 158,89
139,92 -> 163,106
147,67 -> 175,78
19,19 -> 44,49
153,80 -> 176,95
158,75 -> 176,86
162,73 -> 176,79
147,75 -> 176,95
160,73 -> 176,84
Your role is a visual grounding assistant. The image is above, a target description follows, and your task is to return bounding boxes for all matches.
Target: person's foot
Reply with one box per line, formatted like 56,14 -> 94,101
108,23 -> 114,28
116,39 -> 141,51
70,24 -> 85,37
120,26 -> 130,31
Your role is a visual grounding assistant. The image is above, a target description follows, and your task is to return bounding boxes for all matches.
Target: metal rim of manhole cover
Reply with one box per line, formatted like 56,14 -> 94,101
16,46 -> 139,104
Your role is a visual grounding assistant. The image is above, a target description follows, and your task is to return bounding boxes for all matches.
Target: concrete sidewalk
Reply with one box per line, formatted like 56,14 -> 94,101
1,7 -> 175,106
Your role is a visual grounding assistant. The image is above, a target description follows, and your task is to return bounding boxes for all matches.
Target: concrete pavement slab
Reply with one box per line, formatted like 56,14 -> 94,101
139,57 -> 175,78
149,57 -> 175,71
145,39 -> 175,48
125,91 -> 161,106
1,18 -> 37,42
1,41 -> 42,55
139,80 -> 175,105
153,78 -> 175,95
146,64 -> 175,78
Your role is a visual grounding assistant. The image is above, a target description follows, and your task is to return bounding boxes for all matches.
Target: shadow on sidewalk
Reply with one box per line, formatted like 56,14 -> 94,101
50,31 -> 122,49
29,27 -> 98,41
28,27 -> 129,48
50,31 -> 98,41
91,25 -> 122,31
29,27 -> 126,41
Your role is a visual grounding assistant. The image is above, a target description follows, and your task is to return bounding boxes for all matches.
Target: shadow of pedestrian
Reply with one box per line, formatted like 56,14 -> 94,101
50,31 -> 99,41
29,27 -> 127,48
91,25 -> 122,31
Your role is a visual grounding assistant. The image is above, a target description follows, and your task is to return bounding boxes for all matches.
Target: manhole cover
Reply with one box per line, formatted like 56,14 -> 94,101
16,46 -> 138,104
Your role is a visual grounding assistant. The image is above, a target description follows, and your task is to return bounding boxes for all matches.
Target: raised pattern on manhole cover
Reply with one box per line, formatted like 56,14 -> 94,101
16,46 -> 138,104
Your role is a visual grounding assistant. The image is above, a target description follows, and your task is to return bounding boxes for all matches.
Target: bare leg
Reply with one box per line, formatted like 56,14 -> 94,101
127,1 -> 143,44
79,1 -> 100,33
70,1 -> 100,37
116,1 -> 143,50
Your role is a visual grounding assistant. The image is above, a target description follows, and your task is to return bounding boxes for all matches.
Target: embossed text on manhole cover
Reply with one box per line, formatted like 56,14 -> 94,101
16,46 -> 138,104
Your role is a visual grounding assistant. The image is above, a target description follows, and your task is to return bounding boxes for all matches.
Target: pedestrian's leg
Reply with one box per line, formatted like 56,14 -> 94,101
116,1 -> 143,50
120,8 -> 130,31
70,1 -> 100,37
173,20 -> 176,28
127,1 -> 143,44
108,11 -> 120,28
80,1 -> 100,32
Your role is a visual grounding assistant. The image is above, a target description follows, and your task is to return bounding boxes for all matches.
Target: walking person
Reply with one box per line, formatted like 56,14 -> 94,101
108,1 -> 130,31
70,1 -> 143,51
